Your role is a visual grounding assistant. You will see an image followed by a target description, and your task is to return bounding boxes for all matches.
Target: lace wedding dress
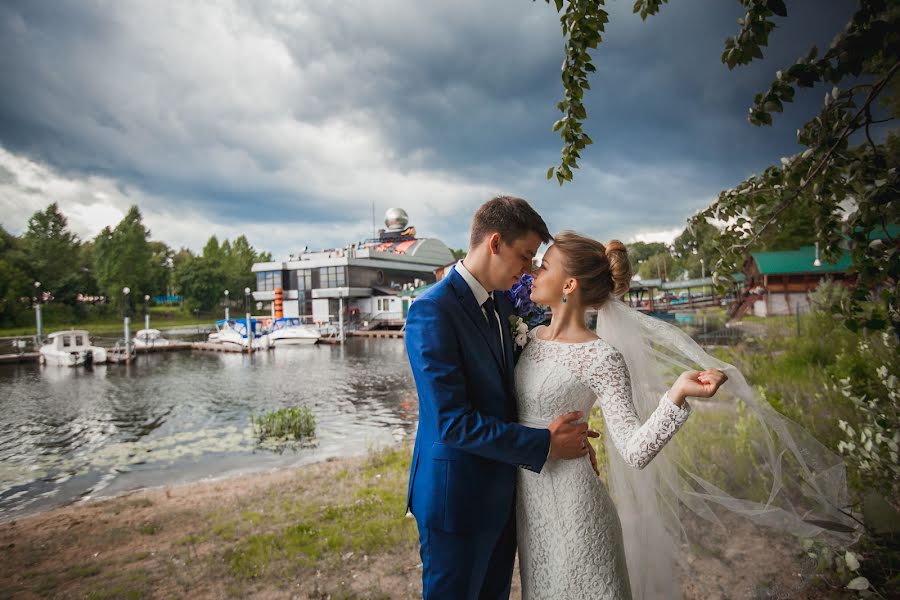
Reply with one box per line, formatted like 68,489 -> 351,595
515,326 -> 692,599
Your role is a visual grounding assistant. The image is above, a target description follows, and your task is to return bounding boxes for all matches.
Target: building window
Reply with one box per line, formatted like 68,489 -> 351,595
319,266 -> 346,288
256,271 -> 283,292
63,336 -> 71,347
75,335 -> 84,346
294,269 -> 312,290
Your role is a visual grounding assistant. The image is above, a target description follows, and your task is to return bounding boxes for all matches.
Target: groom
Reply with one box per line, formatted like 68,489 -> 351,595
405,196 -> 593,599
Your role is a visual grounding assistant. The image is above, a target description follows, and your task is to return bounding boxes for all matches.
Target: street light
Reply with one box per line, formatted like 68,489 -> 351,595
813,241 -> 822,267
243,287 -> 252,355
122,286 -> 132,361
223,289 -> 230,321
143,294 -> 151,332
34,281 -> 43,345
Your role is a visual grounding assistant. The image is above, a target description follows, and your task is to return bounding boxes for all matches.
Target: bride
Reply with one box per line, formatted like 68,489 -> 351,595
514,232 -> 858,599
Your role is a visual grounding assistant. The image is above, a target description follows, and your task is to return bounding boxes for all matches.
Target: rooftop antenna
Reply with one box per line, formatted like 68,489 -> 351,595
371,199 -> 376,240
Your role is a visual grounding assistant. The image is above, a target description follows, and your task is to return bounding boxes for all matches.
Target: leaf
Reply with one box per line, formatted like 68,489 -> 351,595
846,576 -> 870,591
767,0 -> 787,17
546,167 -> 555,180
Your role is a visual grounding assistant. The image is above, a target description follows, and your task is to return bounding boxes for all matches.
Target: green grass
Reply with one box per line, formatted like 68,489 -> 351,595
222,446 -> 416,580
136,521 -> 161,535
0,311 -> 213,338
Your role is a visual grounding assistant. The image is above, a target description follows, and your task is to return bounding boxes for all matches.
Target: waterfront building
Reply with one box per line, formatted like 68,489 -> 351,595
251,209 -> 454,328
739,245 -> 852,317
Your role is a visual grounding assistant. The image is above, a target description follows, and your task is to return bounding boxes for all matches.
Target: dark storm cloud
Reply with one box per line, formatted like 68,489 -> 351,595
0,0 -> 856,254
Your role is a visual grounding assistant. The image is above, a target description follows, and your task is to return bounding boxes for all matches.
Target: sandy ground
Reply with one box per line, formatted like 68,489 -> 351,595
0,450 -> 829,600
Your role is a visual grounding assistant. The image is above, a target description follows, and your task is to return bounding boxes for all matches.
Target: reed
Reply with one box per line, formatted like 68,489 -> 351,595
251,406 -> 316,442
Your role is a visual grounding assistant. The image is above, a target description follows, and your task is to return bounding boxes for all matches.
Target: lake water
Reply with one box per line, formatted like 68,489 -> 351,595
0,338 -> 418,521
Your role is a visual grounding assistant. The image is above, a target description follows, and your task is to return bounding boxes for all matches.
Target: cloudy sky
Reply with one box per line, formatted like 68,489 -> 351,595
0,0 -> 854,257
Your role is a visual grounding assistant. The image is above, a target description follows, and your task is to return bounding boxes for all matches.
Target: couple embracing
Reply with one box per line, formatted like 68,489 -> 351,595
403,196 -> 728,599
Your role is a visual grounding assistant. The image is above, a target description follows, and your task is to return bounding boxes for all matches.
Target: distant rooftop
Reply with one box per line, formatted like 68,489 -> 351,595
749,246 -> 852,275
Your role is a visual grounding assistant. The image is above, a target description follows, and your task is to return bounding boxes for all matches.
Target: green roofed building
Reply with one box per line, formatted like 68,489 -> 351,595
741,245 -> 853,317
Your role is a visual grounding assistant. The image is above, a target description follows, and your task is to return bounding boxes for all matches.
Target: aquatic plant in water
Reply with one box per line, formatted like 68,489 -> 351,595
251,406 -> 316,444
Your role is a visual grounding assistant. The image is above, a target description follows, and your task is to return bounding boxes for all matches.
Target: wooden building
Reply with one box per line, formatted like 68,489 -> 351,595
740,246 -> 852,317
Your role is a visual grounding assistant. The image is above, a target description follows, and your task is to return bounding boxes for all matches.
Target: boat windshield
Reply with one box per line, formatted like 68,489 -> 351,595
273,318 -> 301,331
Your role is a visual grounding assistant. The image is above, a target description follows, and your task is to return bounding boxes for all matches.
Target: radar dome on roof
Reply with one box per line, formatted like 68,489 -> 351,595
384,208 -> 409,231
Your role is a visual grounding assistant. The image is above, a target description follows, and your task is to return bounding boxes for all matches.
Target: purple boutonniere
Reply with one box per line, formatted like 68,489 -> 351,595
504,274 -> 548,349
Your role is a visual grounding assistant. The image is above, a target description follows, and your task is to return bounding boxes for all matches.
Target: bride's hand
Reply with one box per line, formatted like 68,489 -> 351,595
669,369 -> 728,405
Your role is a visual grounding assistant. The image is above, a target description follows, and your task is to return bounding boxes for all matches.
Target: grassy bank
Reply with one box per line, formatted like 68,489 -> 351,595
0,306 -> 214,339
0,447 -> 420,599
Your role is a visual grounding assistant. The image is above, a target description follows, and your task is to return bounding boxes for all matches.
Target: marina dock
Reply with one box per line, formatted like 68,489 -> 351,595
349,330 -> 405,339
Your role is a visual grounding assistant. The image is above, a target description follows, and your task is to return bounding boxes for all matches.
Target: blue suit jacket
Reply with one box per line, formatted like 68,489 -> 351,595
405,268 -> 551,534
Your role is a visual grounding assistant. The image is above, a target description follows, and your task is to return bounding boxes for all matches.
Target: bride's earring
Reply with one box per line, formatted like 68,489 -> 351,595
562,294 -> 567,304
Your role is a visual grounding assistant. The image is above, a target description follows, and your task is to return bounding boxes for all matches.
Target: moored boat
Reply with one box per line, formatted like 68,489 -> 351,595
265,317 -> 320,346
39,330 -> 108,366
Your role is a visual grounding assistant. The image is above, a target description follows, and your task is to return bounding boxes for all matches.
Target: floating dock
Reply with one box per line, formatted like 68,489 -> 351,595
0,353 -> 39,365
349,330 -> 405,339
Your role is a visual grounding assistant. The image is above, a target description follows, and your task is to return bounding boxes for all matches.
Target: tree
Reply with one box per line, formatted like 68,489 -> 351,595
22,202 -> 81,302
541,0 -> 899,334
173,235 -> 271,312
174,255 -> 228,312
92,206 -> 153,310
627,241 -> 668,265
0,225 -> 31,326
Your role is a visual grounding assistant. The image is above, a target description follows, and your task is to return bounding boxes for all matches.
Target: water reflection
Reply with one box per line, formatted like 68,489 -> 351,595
0,339 -> 417,520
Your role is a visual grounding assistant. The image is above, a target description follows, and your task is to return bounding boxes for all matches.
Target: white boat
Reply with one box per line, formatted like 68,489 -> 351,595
39,330 -> 108,366
133,328 -> 172,348
209,319 -> 272,350
266,317 -> 321,346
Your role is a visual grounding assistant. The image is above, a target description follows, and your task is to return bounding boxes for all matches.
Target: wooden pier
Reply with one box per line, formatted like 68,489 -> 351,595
190,342 -> 253,353
136,342 -> 193,353
348,330 -> 405,339
0,352 -> 39,365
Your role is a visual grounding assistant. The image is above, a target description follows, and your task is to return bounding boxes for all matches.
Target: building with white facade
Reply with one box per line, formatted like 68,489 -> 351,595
251,209 -> 454,327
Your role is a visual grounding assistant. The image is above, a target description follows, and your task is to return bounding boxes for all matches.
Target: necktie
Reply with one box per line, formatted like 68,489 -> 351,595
483,296 -> 504,369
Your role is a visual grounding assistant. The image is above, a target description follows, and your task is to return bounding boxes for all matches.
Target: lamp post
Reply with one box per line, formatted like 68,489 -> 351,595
122,286 -> 132,362
144,294 -> 151,332
813,241 -> 822,267
223,289 -> 230,321
338,289 -> 345,344
244,287 -> 252,354
34,281 -> 43,346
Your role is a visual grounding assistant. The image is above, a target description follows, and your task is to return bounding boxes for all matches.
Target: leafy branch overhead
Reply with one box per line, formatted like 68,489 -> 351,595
542,0 -> 899,335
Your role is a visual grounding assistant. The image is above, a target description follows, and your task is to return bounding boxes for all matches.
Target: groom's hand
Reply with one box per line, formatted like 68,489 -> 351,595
548,411 -> 598,460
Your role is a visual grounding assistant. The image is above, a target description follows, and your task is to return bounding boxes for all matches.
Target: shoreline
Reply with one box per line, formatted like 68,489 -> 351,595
0,444 -> 427,599
0,444 -> 827,600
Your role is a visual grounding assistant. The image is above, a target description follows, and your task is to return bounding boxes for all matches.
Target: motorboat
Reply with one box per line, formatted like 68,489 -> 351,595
39,330 -> 108,366
265,317 -> 321,346
209,319 -> 271,350
133,328 -> 172,348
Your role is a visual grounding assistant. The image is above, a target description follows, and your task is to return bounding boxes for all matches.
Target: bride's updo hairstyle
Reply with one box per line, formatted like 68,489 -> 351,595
552,231 -> 633,307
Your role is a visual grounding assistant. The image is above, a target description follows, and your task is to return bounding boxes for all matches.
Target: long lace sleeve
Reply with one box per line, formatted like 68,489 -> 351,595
584,347 -> 691,469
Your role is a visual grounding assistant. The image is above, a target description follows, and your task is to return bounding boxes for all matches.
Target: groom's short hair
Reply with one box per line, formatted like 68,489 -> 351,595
470,196 -> 551,248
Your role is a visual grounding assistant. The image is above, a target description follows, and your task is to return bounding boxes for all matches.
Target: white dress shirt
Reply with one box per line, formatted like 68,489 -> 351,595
454,260 -> 504,347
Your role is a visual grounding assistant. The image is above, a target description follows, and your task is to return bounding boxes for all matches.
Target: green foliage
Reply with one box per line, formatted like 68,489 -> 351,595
175,235 -> 270,312
834,333 -> 900,503
542,0 -> 899,335
626,241 -> 667,265
22,203 -> 84,301
538,0 -> 605,184
92,206 -> 156,313
251,406 -> 316,443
